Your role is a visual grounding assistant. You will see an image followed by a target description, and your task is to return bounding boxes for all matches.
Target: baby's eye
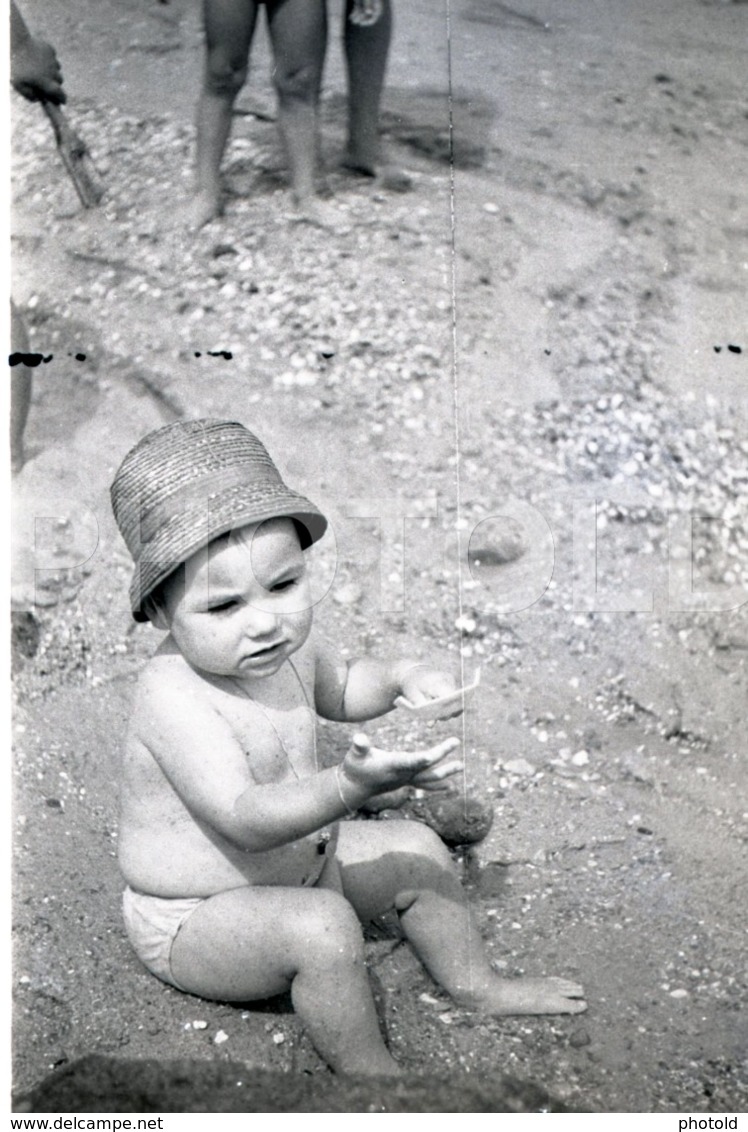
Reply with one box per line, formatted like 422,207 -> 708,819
207,599 -> 240,614
270,577 -> 299,593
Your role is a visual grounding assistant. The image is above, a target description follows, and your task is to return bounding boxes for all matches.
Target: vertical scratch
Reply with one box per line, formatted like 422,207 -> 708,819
446,0 -> 475,993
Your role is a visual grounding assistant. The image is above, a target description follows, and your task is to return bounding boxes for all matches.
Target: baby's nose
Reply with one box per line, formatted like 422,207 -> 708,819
243,606 -> 278,638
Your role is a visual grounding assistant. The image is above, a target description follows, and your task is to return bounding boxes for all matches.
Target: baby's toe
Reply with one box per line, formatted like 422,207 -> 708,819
549,977 -> 585,997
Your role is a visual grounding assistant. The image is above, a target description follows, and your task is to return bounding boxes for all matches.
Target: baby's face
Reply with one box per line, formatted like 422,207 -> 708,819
159,518 -> 314,681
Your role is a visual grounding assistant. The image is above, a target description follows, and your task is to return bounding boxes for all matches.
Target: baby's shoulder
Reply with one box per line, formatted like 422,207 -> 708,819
138,645 -> 197,691
132,645 -> 215,722
129,652 -> 232,756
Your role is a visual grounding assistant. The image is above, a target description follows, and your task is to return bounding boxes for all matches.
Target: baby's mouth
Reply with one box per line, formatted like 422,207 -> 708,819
245,640 -> 286,661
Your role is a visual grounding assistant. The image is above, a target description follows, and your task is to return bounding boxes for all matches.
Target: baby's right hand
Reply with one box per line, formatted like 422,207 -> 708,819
341,733 -> 462,797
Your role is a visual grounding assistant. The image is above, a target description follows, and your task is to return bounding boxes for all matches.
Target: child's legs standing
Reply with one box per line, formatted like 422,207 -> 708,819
194,0 -> 260,220
343,0 -> 392,173
168,885 -> 399,1075
266,0 -> 327,204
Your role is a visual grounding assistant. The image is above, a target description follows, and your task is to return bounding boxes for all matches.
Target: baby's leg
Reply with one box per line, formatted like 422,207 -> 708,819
169,885 -> 400,1075
266,0 -> 327,209
332,820 -> 586,1016
189,0 -> 260,228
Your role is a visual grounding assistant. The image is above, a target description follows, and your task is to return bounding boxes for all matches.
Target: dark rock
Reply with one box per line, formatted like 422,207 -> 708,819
468,517 -> 528,570
11,610 -> 41,667
714,629 -> 748,650
408,794 -> 494,847
211,243 -> 238,259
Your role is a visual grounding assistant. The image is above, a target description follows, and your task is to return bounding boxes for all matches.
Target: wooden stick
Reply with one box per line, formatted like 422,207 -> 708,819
42,103 -> 103,209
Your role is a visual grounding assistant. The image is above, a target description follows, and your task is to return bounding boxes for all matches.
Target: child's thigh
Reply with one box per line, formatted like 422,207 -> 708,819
170,885 -> 359,1001
266,0 -> 327,82
331,819 -> 459,922
203,0 -> 260,60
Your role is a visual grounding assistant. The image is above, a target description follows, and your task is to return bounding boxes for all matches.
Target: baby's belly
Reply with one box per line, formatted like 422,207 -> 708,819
119,822 -> 337,898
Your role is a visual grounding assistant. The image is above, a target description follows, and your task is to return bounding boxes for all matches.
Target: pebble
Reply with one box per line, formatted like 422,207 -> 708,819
502,758 -> 536,777
214,1030 -> 229,1044
619,750 -> 655,784
333,582 -> 363,606
419,993 -> 440,1006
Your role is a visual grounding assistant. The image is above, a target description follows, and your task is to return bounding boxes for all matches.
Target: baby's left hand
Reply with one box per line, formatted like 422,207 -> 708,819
398,665 -> 459,709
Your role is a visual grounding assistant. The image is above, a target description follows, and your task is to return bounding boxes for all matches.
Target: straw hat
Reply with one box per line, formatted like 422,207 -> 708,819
110,419 -> 328,621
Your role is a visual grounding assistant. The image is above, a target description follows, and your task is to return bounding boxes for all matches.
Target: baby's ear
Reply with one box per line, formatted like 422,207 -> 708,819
142,594 -> 170,630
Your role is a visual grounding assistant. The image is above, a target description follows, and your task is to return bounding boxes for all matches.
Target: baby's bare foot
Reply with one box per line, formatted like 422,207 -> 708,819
459,976 -> 586,1016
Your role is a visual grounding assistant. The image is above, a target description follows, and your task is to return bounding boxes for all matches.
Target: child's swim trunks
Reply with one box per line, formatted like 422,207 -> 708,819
121,831 -> 335,990
122,887 -> 203,991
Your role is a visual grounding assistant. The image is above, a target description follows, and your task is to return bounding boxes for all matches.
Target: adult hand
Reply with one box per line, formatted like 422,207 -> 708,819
12,35 -> 66,104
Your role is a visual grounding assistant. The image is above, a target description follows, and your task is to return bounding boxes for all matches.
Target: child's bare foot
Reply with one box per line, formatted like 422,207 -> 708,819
378,164 -> 413,193
287,196 -> 351,234
178,188 -> 223,231
342,152 -> 412,192
457,975 -> 587,1016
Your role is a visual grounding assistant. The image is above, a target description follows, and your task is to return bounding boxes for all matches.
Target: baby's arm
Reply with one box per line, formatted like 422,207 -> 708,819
135,659 -> 459,853
314,639 -> 458,722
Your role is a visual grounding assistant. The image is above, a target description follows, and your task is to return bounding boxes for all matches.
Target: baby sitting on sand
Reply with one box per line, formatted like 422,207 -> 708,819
110,419 -> 585,1075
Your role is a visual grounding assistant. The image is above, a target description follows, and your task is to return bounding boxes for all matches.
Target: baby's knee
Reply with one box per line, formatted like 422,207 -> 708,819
389,819 -> 454,867
302,890 -> 364,962
383,821 -> 462,909
204,50 -> 247,98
